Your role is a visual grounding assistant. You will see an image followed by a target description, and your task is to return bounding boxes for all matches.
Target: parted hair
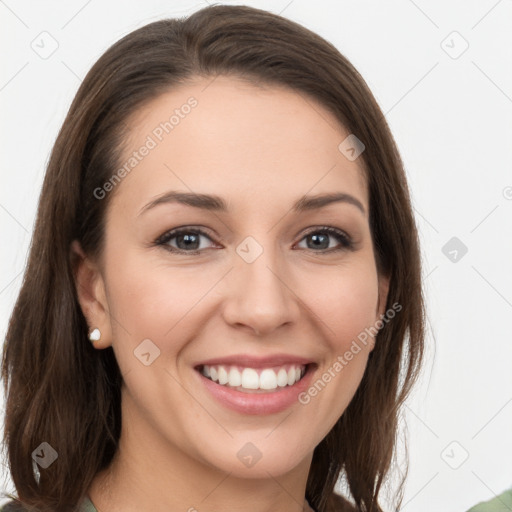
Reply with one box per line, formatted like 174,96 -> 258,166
1,4 -> 425,512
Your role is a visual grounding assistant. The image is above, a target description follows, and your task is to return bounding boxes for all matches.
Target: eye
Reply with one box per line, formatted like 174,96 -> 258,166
296,226 -> 354,253
153,225 -> 354,255
154,227 -> 218,254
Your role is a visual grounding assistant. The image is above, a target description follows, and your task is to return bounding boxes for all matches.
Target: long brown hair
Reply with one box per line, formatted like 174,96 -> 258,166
1,5 -> 425,511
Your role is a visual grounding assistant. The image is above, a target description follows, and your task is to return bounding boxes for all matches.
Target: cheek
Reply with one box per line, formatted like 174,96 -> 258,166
310,264 -> 379,349
297,268 -> 378,437
103,247 -> 190,349
103,244 -> 226,369
104,233 -> 379,364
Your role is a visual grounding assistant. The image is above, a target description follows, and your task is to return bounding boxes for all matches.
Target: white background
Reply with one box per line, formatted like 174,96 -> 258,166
1,1 -> 511,511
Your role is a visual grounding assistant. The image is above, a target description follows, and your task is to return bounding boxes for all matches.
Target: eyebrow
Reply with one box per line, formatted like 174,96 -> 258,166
138,190 -> 366,217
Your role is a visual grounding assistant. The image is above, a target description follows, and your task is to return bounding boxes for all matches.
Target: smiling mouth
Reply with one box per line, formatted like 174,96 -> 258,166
195,363 -> 313,393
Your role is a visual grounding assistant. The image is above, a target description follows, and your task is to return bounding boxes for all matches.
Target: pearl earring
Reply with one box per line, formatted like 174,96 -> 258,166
88,328 -> 101,343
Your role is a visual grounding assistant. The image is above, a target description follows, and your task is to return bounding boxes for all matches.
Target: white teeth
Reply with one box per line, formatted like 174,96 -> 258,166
200,363 -> 307,391
228,366 -> 242,387
241,368 -> 259,389
259,369 -> 277,390
218,366 -> 228,385
277,368 -> 288,387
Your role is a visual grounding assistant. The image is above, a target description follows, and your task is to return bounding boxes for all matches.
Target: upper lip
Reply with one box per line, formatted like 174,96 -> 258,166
194,353 -> 314,369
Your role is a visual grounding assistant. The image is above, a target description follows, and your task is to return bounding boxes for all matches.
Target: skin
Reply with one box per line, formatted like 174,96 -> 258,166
72,75 -> 389,512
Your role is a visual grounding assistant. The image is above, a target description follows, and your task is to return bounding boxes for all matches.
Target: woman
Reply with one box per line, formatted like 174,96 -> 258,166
1,5 -> 425,512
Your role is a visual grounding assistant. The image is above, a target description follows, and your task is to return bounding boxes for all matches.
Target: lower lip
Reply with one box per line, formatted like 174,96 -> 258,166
195,365 -> 315,415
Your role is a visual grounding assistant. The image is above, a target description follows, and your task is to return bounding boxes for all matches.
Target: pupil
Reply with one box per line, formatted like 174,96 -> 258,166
309,233 -> 328,249
178,233 -> 199,250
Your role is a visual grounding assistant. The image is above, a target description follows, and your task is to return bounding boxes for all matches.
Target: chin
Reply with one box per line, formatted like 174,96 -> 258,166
198,438 -> 312,479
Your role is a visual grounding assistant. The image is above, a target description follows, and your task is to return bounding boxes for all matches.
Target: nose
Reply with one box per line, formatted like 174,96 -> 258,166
221,242 -> 300,337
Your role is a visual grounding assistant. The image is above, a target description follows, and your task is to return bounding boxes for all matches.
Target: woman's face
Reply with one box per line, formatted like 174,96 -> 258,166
78,75 -> 389,479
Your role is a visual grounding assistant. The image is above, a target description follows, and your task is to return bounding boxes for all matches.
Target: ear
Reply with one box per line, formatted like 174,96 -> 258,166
70,240 -> 112,349
369,272 -> 390,352
376,272 -> 390,320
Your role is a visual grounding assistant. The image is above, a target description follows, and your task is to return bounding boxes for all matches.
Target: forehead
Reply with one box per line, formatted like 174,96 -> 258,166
110,75 -> 368,217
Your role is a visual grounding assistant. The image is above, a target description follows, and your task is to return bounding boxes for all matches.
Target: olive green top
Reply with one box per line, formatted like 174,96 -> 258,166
0,494 -> 96,511
466,488 -> 512,512
80,495 -> 97,512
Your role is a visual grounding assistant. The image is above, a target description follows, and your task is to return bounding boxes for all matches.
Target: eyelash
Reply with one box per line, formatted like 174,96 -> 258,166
153,226 -> 354,255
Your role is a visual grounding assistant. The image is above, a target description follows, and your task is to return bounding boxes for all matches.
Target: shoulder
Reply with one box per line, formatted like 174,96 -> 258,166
0,496 -> 95,511
466,488 -> 512,511
0,501 -> 25,511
